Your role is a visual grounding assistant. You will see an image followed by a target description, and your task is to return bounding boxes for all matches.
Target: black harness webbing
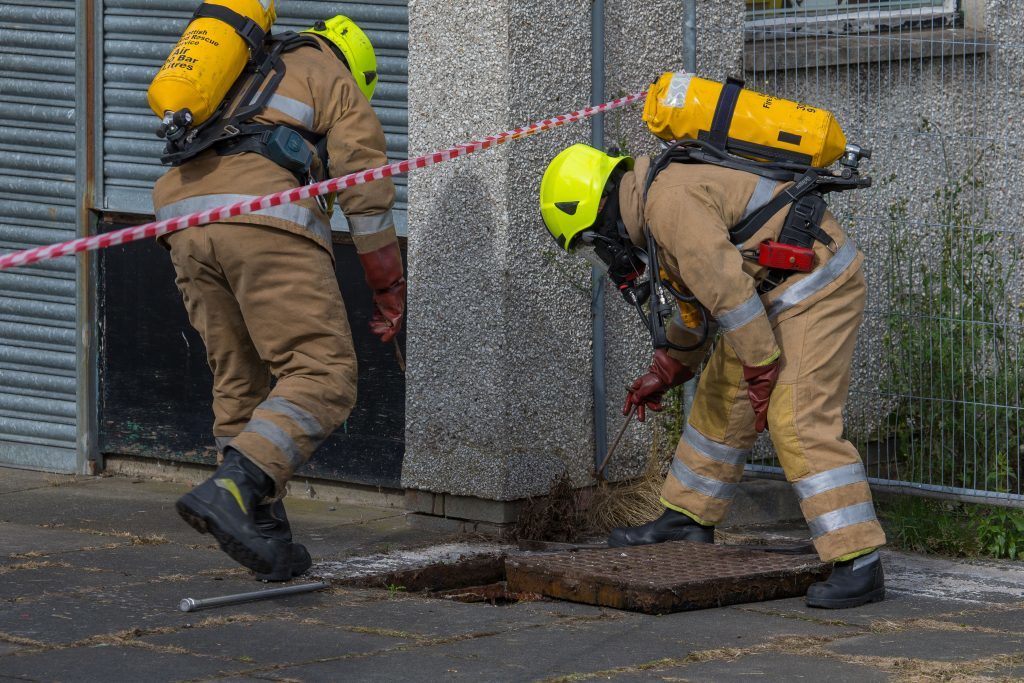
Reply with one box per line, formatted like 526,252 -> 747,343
707,76 -> 745,150
630,138 -> 870,353
160,32 -> 322,168
191,3 -> 267,54
646,139 -> 868,247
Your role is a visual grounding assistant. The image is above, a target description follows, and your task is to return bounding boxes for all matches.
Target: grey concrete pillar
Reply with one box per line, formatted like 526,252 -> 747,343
402,1 -> 598,519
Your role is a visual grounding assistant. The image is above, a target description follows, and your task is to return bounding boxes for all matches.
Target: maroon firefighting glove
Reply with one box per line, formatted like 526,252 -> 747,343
623,349 -> 694,422
742,359 -> 780,433
358,242 -> 406,343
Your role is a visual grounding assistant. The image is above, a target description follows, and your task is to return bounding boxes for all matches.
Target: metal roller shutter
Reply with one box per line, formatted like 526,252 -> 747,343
0,1 -> 79,467
101,0 -> 408,232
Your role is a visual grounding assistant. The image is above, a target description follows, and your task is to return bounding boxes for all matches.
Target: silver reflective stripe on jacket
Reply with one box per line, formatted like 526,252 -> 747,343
261,397 -> 324,442
807,501 -> 878,539
742,176 -> 779,220
263,94 -> 315,129
241,417 -> 304,470
348,211 -> 396,236
792,463 -> 868,501
716,291 -> 766,332
155,194 -> 332,245
683,423 -> 749,466
670,456 -> 738,500
767,238 -> 857,319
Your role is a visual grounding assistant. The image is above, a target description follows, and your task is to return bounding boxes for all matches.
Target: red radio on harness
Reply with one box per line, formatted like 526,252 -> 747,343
758,240 -> 815,272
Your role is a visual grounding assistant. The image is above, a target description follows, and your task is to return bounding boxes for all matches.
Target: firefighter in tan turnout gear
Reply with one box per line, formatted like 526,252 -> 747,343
149,14 -> 404,581
539,137 -> 887,608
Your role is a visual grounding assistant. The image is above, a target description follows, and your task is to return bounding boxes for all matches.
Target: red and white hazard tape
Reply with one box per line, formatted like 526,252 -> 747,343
0,91 -> 647,271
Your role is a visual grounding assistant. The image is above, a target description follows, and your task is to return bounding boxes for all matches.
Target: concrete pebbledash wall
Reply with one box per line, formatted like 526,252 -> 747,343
402,0 -> 596,503
402,0 -> 1024,512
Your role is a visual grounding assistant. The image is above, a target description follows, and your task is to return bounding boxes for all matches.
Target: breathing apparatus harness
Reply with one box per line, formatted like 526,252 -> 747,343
609,138 -> 872,354
156,6 -> 337,192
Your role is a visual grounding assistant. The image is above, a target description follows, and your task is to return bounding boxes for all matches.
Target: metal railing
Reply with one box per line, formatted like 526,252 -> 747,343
739,1 -> 1023,507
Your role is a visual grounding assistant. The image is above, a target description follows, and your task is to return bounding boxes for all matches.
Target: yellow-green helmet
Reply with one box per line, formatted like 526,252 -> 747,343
539,143 -> 633,251
303,16 -> 378,101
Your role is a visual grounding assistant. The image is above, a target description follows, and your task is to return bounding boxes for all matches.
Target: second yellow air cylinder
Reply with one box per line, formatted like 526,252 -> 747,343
147,0 -> 276,126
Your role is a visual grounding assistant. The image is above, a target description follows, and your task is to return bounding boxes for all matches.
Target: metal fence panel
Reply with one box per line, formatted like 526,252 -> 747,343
0,1 -> 79,464
740,1 -> 1023,507
100,0 -> 408,231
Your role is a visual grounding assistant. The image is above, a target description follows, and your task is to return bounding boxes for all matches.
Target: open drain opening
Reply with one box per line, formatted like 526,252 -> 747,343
317,542 -> 528,605
430,581 -> 543,606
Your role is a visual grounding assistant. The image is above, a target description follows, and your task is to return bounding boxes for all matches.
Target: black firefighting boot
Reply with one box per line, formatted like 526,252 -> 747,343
252,499 -> 313,582
175,448 -> 287,575
806,550 -> 885,609
607,507 -> 715,548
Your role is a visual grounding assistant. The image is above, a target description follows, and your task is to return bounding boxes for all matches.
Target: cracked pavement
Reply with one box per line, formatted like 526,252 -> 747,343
2,467 -> 1023,682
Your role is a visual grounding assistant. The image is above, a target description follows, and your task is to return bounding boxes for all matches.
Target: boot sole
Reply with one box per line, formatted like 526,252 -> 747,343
806,586 -> 885,609
176,495 -> 276,575
255,545 -> 313,582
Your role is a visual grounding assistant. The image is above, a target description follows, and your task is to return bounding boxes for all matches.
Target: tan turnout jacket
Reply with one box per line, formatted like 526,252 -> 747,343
619,158 -> 863,370
152,34 -> 397,257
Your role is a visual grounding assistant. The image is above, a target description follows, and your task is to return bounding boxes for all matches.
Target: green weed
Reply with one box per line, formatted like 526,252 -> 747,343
879,129 -> 1023,499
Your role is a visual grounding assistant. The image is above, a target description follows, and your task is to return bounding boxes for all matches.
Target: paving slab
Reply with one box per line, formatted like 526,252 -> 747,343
637,600 -> 862,642
0,468 -> 83,495
58,540 -> 235,578
141,618 -> 411,666
606,651 -> 892,682
270,600 -> 862,682
0,482 -> 202,546
287,590 -> 610,638
930,606 -> 1024,633
982,665 -> 1024,679
0,565 -> 139,603
0,644 -> 250,681
267,619 -> 692,682
827,628 -> 1024,661
0,522 -> 132,558
300,517 -> 438,560
736,590 -> 971,628
0,594 -> 189,645
885,551 -> 1024,606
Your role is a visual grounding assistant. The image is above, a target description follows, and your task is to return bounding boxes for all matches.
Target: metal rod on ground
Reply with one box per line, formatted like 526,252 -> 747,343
179,581 -> 329,613
596,404 -> 635,480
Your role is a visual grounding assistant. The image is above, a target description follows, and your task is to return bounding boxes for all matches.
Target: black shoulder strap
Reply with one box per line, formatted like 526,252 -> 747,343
708,76 -> 745,150
160,33 -> 322,166
191,3 -> 267,53
642,139 -> 867,247
728,169 -> 820,246
643,139 -> 796,201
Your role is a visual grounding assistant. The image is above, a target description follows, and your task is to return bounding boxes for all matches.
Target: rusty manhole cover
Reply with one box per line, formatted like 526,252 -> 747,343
505,541 -> 830,614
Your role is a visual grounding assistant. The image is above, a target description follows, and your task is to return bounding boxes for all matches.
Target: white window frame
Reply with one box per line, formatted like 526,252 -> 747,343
746,0 -> 959,37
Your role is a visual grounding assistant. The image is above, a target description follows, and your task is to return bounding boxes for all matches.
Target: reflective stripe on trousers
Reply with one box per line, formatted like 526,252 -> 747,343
236,397 -> 327,472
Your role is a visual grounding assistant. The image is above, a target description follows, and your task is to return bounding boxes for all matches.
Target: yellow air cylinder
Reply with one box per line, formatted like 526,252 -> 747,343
643,71 -> 847,167
147,0 -> 276,126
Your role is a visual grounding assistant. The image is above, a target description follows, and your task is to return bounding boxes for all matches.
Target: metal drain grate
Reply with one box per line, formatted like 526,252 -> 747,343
505,541 -> 831,614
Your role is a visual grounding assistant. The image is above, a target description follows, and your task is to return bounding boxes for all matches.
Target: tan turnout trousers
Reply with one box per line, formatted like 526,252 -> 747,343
166,223 -> 357,494
660,267 -> 886,561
